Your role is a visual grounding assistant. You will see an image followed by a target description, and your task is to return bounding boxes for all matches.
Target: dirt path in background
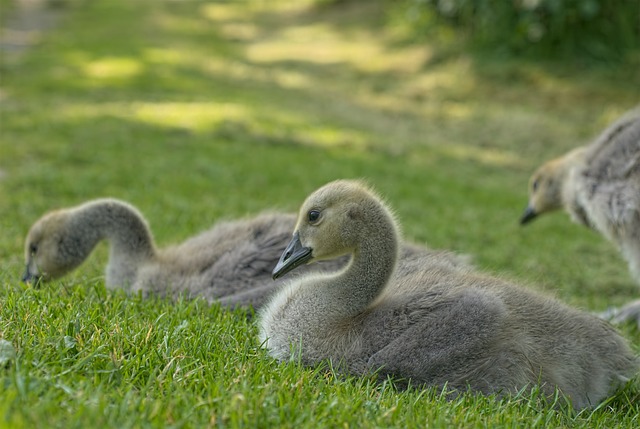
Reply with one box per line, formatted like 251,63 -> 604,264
0,0 -> 65,61
0,0 -> 66,179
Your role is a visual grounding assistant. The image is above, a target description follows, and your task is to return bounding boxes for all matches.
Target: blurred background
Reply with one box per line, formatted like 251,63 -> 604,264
1,0 -> 639,309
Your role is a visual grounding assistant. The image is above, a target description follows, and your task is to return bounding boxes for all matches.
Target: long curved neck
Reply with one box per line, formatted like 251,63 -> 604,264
67,200 -> 156,287
327,205 -> 398,318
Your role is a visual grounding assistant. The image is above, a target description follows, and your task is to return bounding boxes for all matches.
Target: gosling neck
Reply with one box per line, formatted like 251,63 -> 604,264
330,206 -> 398,316
68,199 -> 156,287
559,147 -> 588,202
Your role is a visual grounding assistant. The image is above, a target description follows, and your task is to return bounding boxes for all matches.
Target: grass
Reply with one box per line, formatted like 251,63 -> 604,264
1,0 -> 639,427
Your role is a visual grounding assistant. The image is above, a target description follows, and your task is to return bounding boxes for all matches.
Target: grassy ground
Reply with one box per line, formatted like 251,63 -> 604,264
1,0 -> 639,427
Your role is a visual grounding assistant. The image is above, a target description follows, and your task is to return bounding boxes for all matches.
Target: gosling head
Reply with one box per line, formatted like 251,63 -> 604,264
22,209 -> 80,285
520,148 -> 586,225
272,180 -> 384,279
520,159 -> 565,225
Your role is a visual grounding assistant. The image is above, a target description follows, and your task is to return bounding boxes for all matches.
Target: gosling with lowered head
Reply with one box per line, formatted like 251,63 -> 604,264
22,198 -> 465,309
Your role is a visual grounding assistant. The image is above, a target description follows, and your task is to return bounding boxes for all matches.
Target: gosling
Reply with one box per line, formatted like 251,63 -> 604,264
521,107 -> 640,325
259,180 -> 638,410
22,198 -> 345,308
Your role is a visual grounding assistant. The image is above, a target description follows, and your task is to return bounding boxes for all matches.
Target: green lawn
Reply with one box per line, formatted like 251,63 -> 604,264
1,0 -> 639,427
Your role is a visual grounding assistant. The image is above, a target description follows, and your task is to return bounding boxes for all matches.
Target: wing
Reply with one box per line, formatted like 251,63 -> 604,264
363,288 -> 524,393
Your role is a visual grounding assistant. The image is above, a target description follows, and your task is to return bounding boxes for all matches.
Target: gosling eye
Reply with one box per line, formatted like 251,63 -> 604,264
532,179 -> 539,192
307,210 -> 321,224
29,243 -> 38,255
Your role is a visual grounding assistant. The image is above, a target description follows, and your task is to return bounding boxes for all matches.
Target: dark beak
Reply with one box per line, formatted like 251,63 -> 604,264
21,265 -> 42,288
520,205 -> 538,225
22,265 -> 33,283
272,231 -> 313,280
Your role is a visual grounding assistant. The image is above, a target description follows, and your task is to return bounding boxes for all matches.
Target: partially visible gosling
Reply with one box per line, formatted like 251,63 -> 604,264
521,108 -> 640,325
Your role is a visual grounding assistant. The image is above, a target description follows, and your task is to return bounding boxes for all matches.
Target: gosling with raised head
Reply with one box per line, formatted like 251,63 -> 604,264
260,180 -> 638,409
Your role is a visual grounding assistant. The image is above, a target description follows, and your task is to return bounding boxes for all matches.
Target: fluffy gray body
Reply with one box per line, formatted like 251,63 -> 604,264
260,180 -> 638,409
522,107 -> 640,324
573,110 -> 640,279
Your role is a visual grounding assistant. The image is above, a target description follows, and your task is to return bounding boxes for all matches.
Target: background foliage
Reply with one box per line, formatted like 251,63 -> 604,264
395,0 -> 640,61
